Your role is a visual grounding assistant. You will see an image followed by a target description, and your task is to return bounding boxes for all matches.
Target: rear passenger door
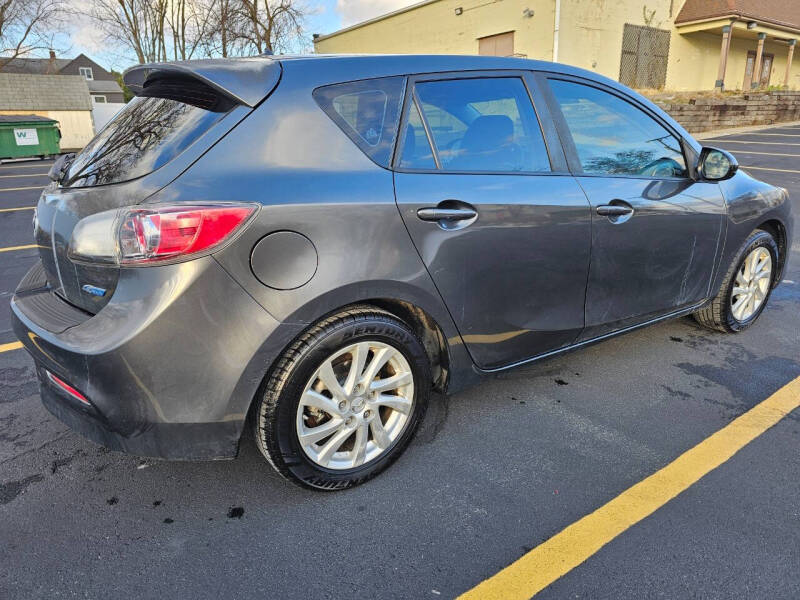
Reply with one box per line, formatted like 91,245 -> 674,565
542,76 -> 726,339
393,72 -> 592,370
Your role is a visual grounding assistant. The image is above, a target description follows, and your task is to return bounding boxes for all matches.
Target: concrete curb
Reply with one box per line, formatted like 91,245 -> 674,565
693,120 -> 800,140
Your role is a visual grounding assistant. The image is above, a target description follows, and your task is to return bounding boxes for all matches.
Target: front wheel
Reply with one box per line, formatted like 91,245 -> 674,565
254,306 -> 431,491
694,229 -> 779,333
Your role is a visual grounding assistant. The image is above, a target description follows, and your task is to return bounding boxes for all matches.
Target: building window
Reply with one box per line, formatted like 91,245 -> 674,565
744,51 -> 774,89
92,95 -> 107,104
619,24 -> 670,89
79,67 -> 94,80
478,31 -> 514,57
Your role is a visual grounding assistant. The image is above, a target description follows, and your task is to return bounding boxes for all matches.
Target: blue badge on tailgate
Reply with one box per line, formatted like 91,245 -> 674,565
81,284 -> 107,297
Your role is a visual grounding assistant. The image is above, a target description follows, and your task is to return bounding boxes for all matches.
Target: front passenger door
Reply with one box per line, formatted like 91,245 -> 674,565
544,77 -> 726,339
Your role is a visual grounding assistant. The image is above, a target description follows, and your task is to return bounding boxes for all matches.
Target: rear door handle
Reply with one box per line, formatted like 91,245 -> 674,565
596,205 -> 634,217
417,207 -> 478,222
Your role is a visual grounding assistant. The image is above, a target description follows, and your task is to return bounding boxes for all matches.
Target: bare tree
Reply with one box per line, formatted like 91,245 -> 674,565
81,0 -> 309,65
0,0 -> 66,68
235,0 -> 306,55
83,0 -> 167,63
166,0 -> 219,60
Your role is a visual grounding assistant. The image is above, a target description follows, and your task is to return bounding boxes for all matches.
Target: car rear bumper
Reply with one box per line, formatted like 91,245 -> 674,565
12,257 -> 304,460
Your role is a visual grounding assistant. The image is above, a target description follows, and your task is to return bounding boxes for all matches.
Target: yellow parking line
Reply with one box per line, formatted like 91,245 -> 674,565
731,150 -> 800,157
0,206 -> 35,212
0,173 -> 50,178
0,186 -> 45,192
742,165 -> 800,174
458,375 -> 800,600
0,341 -> 23,354
0,244 -> 39,253
703,140 -> 800,146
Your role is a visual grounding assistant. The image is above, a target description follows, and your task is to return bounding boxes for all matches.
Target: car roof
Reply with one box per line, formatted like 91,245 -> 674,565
278,53 -> 605,79
124,54 -> 700,151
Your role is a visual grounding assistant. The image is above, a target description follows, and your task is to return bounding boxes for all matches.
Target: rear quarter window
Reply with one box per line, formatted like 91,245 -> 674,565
313,77 -> 405,168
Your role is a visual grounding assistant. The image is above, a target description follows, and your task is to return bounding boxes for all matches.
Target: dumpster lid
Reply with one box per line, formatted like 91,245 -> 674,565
0,115 -> 58,124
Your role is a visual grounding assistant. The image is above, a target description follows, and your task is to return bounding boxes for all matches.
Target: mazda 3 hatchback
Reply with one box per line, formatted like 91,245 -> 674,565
12,55 -> 793,490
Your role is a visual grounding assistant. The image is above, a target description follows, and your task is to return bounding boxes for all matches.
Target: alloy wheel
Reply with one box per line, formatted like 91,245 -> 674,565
296,341 -> 415,470
730,247 -> 772,322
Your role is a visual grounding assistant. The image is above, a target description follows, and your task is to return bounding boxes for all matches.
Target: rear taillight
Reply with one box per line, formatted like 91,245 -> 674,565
46,370 -> 91,406
118,205 -> 255,264
69,203 -> 256,265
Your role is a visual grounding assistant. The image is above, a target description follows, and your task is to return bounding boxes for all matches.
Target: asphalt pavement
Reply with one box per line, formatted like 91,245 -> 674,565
0,125 -> 798,600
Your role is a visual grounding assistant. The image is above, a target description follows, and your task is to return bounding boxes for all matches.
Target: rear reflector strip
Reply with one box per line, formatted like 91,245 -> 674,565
46,370 -> 91,406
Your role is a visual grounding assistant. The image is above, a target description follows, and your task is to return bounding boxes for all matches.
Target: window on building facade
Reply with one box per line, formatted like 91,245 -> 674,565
619,24 -> 671,89
79,67 -> 94,80
478,32 -> 515,57
92,95 -> 107,104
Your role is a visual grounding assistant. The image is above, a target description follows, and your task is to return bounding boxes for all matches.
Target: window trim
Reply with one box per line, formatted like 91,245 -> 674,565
391,70 -> 563,176
411,87 -> 442,169
79,66 -> 94,80
91,94 -> 107,104
539,72 -> 692,181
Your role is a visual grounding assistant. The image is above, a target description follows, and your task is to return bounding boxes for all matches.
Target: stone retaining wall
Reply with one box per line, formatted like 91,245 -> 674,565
652,91 -> 800,133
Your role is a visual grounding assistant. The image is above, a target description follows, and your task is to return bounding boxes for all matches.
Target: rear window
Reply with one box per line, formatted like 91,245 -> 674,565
62,79 -> 232,188
313,77 -> 405,168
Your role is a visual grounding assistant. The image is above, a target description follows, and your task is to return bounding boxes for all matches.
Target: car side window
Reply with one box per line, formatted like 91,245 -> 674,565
401,77 -> 551,173
314,77 -> 405,168
399,100 -> 437,170
548,79 -> 688,178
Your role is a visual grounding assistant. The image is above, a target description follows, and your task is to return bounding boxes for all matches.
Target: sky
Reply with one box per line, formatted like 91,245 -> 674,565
50,0 -> 417,72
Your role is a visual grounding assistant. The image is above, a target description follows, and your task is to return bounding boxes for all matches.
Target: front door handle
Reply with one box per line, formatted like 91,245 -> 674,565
596,204 -> 634,217
417,207 -> 478,222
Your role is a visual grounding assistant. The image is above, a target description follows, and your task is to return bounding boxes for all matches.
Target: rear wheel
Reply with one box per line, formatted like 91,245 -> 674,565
254,306 -> 431,490
694,229 -> 779,333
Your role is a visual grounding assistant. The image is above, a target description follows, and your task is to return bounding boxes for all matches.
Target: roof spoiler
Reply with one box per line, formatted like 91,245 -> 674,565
123,57 -> 282,108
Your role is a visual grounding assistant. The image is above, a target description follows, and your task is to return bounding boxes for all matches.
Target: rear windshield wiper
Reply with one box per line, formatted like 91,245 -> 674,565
48,152 -> 76,184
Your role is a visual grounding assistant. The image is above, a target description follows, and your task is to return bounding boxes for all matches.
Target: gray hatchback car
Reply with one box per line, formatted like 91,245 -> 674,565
12,54 -> 793,490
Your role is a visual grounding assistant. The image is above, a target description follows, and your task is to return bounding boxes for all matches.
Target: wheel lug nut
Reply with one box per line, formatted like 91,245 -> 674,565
338,400 -> 347,411
345,416 -> 354,426
363,410 -> 371,419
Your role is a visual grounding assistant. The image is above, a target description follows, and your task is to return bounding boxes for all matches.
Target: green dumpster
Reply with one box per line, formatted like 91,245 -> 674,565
0,115 -> 61,160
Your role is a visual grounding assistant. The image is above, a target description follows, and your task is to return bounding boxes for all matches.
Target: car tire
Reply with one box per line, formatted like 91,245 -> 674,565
694,229 -> 779,333
254,305 -> 431,491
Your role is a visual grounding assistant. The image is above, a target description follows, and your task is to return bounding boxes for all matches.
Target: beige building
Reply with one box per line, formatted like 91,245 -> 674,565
313,0 -> 800,92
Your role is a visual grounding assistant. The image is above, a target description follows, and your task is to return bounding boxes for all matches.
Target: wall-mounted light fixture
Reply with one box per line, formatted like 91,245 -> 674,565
455,7 -> 463,15
747,21 -> 758,29
523,8 -> 534,18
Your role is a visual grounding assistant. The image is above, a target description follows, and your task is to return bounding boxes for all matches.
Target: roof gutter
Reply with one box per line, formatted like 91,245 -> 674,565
675,13 -> 800,36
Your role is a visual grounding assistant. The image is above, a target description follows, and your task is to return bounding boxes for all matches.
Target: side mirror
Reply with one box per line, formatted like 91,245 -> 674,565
697,147 -> 738,181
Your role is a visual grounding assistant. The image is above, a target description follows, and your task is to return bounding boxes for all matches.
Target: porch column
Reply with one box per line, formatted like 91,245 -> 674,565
752,32 -> 767,89
786,39 -> 797,87
715,24 -> 733,89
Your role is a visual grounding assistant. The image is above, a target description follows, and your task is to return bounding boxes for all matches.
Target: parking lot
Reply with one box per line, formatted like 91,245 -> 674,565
1,123 -> 798,599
